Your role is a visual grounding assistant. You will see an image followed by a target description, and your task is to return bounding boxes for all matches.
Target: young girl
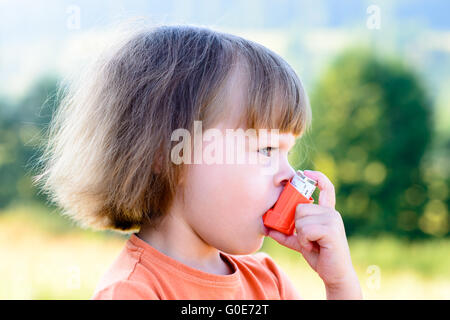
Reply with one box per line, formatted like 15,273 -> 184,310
33,24 -> 362,299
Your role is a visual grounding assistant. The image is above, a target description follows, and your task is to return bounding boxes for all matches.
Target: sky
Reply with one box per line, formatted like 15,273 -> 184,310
1,0 -> 449,111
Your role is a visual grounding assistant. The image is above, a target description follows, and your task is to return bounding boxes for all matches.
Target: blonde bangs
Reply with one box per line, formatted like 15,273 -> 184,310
223,37 -> 312,137
246,66 -> 311,137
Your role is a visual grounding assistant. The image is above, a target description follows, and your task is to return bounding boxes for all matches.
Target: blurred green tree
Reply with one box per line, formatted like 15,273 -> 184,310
295,48 -> 443,239
0,75 -> 60,209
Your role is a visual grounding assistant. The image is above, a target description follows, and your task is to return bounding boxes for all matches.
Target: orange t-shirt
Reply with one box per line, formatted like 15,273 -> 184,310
92,234 -> 302,300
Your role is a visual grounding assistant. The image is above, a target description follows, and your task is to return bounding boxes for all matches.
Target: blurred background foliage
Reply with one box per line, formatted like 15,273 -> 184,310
0,75 -> 59,208
291,48 -> 448,240
1,0 -> 449,299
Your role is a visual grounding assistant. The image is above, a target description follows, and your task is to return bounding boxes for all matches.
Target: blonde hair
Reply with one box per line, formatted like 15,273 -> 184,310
32,24 -> 312,233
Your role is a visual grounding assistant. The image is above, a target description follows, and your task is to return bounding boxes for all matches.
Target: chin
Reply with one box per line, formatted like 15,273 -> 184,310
222,234 -> 265,255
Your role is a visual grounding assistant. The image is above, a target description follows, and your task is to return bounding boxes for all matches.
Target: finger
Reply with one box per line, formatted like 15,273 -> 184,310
295,214 -> 329,228
295,229 -> 317,253
295,203 -> 329,220
295,228 -> 313,251
294,216 -> 328,251
296,221 -> 325,249
300,224 -> 332,250
302,170 -> 336,209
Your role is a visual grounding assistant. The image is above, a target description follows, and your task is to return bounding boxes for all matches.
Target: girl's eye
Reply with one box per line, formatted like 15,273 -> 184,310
258,147 -> 278,157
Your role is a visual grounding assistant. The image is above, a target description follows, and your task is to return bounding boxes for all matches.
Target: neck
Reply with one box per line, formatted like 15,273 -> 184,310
136,212 -> 233,276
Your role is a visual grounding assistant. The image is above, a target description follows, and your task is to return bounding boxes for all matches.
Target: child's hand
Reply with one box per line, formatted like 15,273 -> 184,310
266,170 -> 362,299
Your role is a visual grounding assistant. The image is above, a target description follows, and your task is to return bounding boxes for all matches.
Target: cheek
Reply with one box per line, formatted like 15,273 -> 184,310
182,162 -> 273,254
184,163 -> 271,226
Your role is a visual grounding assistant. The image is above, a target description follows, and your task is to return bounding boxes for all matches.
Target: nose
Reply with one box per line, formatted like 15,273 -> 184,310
273,161 -> 296,188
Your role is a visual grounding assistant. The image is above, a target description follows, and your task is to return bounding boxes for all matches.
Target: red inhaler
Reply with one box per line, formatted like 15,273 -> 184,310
263,170 -> 318,236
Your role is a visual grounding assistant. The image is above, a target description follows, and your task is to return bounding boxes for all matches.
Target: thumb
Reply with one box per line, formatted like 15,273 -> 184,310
267,229 -> 302,252
267,229 -> 319,266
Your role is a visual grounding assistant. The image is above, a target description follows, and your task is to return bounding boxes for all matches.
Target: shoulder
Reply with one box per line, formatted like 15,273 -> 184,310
245,252 -> 287,283
238,251 -> 303,300
91,279 -> 160,300
238,251 -> 282,277
251,251 -> 280,269
91,238 -> 161,300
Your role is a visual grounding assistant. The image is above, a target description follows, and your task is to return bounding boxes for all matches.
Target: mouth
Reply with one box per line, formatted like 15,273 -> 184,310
265,196 -> 279,213
263,224 -> 270,236
261,205 -> 274,236
260,217 -> 270,236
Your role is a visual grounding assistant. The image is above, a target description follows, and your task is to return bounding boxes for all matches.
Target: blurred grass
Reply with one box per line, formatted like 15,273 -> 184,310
1,203 -> 449,299
0,202 -> 127,299
262,233 -> 450,299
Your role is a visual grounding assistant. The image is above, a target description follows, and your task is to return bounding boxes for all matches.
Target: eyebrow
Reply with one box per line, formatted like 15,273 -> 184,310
275,136 -> 297,151
255,132 -> 297,149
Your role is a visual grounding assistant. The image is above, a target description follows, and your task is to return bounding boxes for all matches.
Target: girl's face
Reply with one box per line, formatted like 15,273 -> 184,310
179,123 -> 298,255
171,67 -> 299,255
